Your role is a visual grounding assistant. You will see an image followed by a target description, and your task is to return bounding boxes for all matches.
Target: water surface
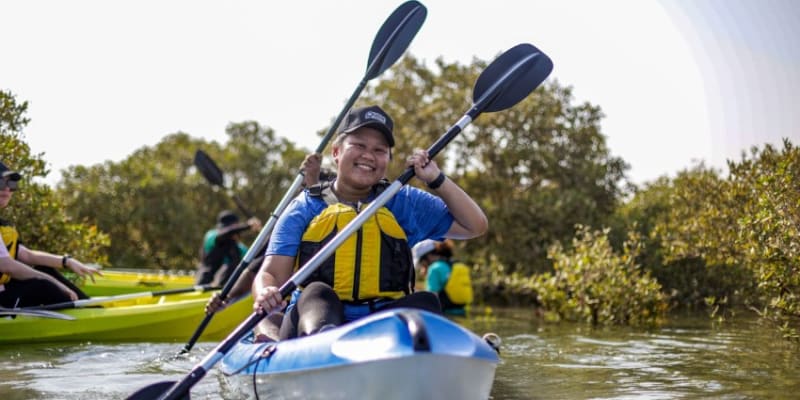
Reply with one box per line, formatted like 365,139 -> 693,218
1,308 -> 797,399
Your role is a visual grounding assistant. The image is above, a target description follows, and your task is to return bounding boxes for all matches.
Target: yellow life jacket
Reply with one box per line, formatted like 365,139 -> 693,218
443,261 -> 473,305
0,219 -> 20,285
296,182 -> 414,302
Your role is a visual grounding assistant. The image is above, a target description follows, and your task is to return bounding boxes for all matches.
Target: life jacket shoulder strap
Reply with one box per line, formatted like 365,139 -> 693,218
307,179 -> 391,206
307,182 -> 339,205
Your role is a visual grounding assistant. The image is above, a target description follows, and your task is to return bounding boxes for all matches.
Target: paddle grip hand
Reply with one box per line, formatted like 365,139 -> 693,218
254,286 -> 287,315
405,148 -> 442,185
246,217 -> 263,232
300,153 -> 323,187
205,292 -> 228,314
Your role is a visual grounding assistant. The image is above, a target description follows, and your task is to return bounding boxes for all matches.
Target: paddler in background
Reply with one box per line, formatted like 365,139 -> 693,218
0,160 -> 102,308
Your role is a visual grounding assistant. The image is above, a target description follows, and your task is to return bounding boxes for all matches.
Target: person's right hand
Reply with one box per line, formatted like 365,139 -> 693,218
205,292 -> 228,314
65,259 -> 103,284
254,285 -> 286,314
301,153 -> 322,187
246,217 -> 263,232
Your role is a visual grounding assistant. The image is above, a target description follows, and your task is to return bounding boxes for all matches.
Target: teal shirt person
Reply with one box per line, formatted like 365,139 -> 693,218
195,210 -> 258,286
413,239 -> 469,316
201,229 -> 248,269
425,259 -> 466,316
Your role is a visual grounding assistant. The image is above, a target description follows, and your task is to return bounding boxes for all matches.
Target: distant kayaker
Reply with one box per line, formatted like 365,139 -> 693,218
203,153 -> 334,320
0,161 -> 102,308
252,105 -> 488,340
195,210 -> 263,287
412,239 -> 473,316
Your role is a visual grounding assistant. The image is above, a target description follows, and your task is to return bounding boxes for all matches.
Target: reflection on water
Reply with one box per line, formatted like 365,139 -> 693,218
1,308 -> 798,399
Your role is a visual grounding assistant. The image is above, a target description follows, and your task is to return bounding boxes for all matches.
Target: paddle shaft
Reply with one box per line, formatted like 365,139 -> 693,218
230,194 -> 253,219
27,284 -> 218,311
0,306 -> 76,320
178,0 -> 427,355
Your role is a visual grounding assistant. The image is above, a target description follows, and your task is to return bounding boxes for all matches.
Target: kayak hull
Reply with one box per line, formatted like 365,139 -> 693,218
221,308 -> 499,400
224,354 -> 496,400
79,269 -> 196,297
0,291 -> 250,344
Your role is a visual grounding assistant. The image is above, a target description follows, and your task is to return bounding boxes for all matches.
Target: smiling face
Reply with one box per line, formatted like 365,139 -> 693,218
332,128 -> 391,201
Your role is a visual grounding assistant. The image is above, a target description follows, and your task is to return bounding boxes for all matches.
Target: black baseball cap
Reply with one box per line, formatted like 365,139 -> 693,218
339,105 -> 395,147
0,161 -> 21,181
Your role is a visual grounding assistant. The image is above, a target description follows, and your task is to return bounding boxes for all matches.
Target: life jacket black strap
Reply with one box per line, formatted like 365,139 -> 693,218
308,179 -> 391,205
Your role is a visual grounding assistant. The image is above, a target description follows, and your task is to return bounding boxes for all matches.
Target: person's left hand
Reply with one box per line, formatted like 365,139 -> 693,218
254,285 -> 286,315
66,259 -> 103,283
406,148 -> 441,185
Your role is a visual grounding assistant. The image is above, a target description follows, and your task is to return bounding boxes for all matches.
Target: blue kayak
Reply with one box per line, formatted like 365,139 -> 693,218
220,308 -> 500,400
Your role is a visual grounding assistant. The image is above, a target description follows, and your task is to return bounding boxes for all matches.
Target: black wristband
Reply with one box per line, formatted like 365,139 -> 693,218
427,172 -> 446,190
62,254 -> 71,268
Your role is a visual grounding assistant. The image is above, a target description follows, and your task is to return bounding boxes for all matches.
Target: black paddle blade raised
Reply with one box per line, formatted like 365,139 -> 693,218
425,42 -> 554,161
473,43 -> 554,113
366,0 -> 427,80
126,381 -> 186,400
193,150 -> 224,187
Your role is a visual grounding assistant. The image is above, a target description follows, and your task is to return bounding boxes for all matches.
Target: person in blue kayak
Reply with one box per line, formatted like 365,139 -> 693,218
195,210 -> 262,287
412,239 -> 473,316
252,105 -> 488,340
0,161 -> 102,308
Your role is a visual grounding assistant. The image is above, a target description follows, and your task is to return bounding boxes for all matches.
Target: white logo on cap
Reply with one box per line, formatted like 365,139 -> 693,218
364,110 -> 387,124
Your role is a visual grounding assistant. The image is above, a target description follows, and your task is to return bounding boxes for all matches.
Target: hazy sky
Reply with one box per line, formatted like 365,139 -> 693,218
2,0 -> 798,186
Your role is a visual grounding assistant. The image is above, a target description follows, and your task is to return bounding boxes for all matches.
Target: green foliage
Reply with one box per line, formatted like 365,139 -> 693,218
531,226 -> 668,326
471,254 -> 541,307
613,173 -> 755,309
0,91 -> 31,134
724,141 -> 800,340
58,133 -> 208,269
57,125 -> 307,271
647,141 -> 800,340
0,90 -> 109,264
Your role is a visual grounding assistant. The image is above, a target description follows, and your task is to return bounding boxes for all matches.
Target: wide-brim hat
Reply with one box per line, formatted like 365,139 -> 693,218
216,210 -> 240,228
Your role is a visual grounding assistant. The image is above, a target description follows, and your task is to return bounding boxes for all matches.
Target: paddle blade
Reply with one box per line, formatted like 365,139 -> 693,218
126,381 -> 187,400
473,43 -> 554,113
193,150 -> 224,187
366,0 -> 427,80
